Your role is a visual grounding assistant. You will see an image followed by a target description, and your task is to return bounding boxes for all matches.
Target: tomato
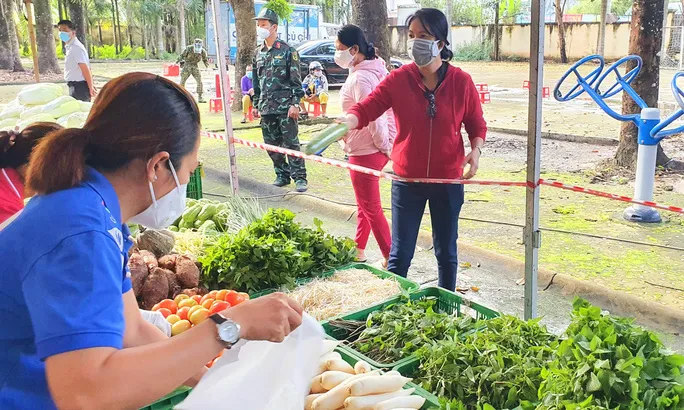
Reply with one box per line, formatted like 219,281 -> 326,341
238,292 -> 250,301
151,303 -> 160,312
209,301 -> 230,315
158,299 -> 178,314
189,307 -> 210,325
201,298 -> 215,309
157,308 -> 172,318
215,290 -> 229,301
166,314 -> 181,324
177,306 -> 191,321
206,360 -> 213,368
174,294 -> 189,305
188,305 -> 203,318
207,290 -> 219,299
200,294 -> 213,305
171,320 -> 192,336
178,298 -> 198,309
191,295 -> 202,304
226,292 -> 245,306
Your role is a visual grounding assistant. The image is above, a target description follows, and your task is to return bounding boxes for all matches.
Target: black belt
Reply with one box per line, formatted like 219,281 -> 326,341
67,81 -> 87,85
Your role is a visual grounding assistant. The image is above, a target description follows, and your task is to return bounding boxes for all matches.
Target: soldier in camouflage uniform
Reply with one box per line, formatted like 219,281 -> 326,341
252,8 -> 308,192
178,38 -> 209,103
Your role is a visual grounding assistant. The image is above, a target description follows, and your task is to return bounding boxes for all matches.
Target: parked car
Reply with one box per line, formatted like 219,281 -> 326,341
296,40 -> 403,85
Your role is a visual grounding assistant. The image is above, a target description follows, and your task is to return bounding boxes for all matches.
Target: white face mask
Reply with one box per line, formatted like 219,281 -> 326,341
334,48 -> 354,69
407,38 -> 441,67
129,161 -> 187,229
257,27 -> 272,42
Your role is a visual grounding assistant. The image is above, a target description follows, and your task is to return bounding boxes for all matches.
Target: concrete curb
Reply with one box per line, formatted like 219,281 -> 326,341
204,166 -> 683,333
488,126 -> 619,146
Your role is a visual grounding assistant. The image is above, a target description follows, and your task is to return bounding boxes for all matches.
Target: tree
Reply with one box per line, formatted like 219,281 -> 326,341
178,0 -> 186,49
351,0 -> 392,67
614,0 -> 673,168
554,0 -> 568,63
597,0 -> 610,56
67,0 -> 87,46
34,0 -> 62,73
0,0 -> 24,71
230,0 -> 257,111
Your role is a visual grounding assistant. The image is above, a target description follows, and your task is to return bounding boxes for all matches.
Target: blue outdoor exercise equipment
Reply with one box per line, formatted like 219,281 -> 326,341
554,54 -> 684,222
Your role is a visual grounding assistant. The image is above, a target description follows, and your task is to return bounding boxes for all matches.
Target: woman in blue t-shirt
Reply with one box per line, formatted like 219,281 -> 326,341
0,72 -> 304,409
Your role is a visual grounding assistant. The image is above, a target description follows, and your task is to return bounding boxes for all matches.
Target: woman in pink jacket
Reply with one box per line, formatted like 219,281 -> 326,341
335,24 -> 396,267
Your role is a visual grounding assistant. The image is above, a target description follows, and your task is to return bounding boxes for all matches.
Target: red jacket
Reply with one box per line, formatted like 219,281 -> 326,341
0,168 -> 24,224
348,63 -> 487,179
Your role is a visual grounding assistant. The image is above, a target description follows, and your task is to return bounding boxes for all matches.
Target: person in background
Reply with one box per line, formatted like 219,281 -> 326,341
0,123 -> 63,226
241,65 -> 254,124
58,20 -> 96,102
300,61 -> 329,118
341,9 -> 486,291
252,8 -> 308,192
178,39 -> 209,103
335,25 -> 396,268
0,72 -> 303,409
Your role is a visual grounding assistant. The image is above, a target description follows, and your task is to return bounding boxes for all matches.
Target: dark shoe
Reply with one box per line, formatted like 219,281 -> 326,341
240,118 -> 247,124
273,177 -> 290,187
198,98 -> 206,103
300,112 -> 309,120
295,180 -> 308,192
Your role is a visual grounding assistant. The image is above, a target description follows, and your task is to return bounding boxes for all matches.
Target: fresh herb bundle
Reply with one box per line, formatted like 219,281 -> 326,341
341,297 -> 479,364
415,315 -> 559,410
200,209 -> 356,293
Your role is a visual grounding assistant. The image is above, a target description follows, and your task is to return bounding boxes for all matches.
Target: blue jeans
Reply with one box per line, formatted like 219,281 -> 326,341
387,181 -> 464,291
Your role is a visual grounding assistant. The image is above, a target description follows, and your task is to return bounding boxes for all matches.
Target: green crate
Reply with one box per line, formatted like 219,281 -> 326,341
139,386 -> 191,410
250,263 -> 419,307
187,163 -> 203,200
394,358 -> 441,409
323,287 -> 499,369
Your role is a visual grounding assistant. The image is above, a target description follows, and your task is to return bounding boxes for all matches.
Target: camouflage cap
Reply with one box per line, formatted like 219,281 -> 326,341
253,8 -> 278,24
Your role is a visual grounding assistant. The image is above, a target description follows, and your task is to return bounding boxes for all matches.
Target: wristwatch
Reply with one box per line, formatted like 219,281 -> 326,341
209,313 -> 241,348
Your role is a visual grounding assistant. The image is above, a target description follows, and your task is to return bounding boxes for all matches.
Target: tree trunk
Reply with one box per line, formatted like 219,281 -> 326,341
142,15 -> 148,59
597,0 -> 610,55
0,0 -> 24,71
554,0 -> 568,63
34,0 -> 62,73
98,22 -> 103,45
67,0 -> 86,47
178,0 -> 186,50
156,15 -> 164,57
615,0 -> 669,168
114,0 -> 122,51
110,0 -> 118,53
494,0 -> 500,61
57,0 -> 65,19
351,0 -> 392,68
230,0 -> 257,111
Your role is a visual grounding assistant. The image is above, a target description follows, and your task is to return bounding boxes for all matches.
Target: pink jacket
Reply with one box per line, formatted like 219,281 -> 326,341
340,58 -> 396,156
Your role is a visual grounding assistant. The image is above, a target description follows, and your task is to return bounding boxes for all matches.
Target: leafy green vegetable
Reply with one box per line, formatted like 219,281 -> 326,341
200,209 -> 356,293
345,297 -> 479,364
415,315 -> 559,409
536,298 -> 684,410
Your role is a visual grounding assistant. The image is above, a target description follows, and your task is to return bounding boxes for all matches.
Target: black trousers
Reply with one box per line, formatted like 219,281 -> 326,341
68,81 -> 91,102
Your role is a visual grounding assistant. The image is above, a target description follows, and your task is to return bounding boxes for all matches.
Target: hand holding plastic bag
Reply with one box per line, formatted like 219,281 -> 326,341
139,309 -> 172,337
176,314 -> 324,410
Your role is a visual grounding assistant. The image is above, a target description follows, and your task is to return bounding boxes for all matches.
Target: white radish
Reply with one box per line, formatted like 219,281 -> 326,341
384,371 -> 401,377
372,395 -> 426,410
306,394 -> 323,410
343,388 -> 414,410
348,375 -> 412,396
322,340 -> 340,355
318,352 -> 343,374
327,358 -> 355,374
354,360 -> 371,375
312,370 -> 382,410
310,374 -> 327,394
321,371 -> 354,390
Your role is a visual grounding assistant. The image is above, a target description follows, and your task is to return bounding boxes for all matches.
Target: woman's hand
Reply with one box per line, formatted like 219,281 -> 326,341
462,147 -> 481,180
221,293 -> 303,343
337,113 -> 359,130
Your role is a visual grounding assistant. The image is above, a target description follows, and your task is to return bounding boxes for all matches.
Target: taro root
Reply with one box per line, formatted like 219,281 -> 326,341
138,250 -> 158,271
175,255 -> 200,288
158,254 -> 178,272
140,268 -> 169,310
128,252 -> 148,298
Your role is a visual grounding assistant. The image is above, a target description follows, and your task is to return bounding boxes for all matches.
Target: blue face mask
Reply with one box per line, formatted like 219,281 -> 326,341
59,32 -> 71,43
247,72 -> 253,79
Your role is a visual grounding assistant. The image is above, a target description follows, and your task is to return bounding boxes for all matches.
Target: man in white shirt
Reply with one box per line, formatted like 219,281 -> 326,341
57,20 -> 96,102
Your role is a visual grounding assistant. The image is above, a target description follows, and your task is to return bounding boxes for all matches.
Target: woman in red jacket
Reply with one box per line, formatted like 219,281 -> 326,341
0,123 -> 63,225
343,8 -> 486,291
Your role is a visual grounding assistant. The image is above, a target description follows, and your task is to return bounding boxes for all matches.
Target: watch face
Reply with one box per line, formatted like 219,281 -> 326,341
218,321 -> 240,344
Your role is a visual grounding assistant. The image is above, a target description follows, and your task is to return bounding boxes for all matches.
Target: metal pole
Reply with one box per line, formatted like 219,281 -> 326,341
446,0 -> 453,45
210,0 -> 239,194
24,0 -> 40,83
524,0 -> 545,320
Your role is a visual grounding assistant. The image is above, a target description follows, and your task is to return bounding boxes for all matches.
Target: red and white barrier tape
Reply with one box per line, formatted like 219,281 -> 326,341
201,130 -> 684,215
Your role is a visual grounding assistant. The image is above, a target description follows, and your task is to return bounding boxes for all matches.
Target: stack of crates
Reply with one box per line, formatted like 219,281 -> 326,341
187,163 -> 203,200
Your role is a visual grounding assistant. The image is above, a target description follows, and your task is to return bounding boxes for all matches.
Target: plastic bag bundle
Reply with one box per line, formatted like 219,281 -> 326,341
42,96 -> 79,119
304,123 -> 349,155
17,83 -> 64,106
0,104 -> 25,120
57,112 -> 88,128
0,118 -> 18,131
177,314 -> 324,410
79,101 -> 93,113
19,105 -> 48,120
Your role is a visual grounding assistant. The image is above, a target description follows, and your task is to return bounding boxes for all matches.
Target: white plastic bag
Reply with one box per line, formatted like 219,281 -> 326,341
79,101 -> 93,113
19,104 -> 48,120
17,83 -> 64,106
139,309 -> 172,337
176,314 -> 324,410
16,114 -> 59,130
0,104 -> 25,120
0,118 -> 18,131
42,95 -> 80,119
57,111 -> 88,128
